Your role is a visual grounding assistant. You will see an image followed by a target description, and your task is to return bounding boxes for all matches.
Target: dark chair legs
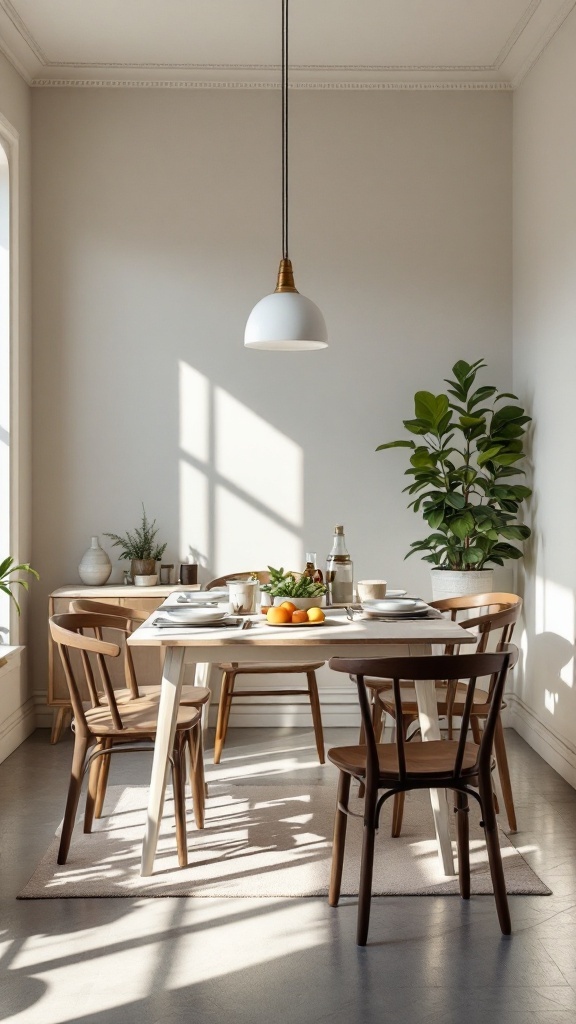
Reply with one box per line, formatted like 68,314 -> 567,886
329,772 -> 351,907
357,788 -> 378,947
478,771 -> 511,935
455,790 -> 471,899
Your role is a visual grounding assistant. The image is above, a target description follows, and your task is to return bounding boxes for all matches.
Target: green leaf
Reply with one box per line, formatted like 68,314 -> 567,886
477,446 -> 502,466
376,440 -> 416,451
449,512 -> 475,539
498,525 -> 531,540
444,492 -> 466,510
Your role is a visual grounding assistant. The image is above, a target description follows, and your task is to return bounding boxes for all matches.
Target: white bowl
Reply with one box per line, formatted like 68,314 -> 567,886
273,596 -> 324,610
133,574 -> 158,587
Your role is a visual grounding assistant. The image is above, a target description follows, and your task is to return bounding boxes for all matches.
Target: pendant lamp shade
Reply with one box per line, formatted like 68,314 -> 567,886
244,1 -> 327,351
245,259 -> 328,351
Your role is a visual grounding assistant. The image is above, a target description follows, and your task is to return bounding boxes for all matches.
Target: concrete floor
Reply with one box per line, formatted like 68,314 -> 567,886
1,726 -> 576,1024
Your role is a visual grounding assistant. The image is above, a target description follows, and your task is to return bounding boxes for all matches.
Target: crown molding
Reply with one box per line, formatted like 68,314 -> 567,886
512,0 -> 576,85
30,78 -> 513,91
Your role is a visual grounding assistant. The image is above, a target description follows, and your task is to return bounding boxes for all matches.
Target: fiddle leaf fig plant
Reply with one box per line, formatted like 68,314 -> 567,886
377,359 -> 532,570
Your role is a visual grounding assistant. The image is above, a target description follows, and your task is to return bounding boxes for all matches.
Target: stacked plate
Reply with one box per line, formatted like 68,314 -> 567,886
361,598 -> 429,619
176,589 -> 228,605
157,607 -> 229,625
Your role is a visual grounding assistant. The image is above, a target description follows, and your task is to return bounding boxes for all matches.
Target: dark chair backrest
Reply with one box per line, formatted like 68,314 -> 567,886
330,650 -> 512,790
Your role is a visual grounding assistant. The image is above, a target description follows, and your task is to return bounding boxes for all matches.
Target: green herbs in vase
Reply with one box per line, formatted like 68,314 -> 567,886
376,359 -> 532,570
261,566 -> 326,598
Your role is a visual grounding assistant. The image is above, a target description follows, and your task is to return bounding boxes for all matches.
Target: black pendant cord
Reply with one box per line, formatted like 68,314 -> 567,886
282,0 -> 289,261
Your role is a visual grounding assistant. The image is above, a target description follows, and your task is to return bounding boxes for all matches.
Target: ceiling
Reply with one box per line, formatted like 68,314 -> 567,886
0,0 -> 574,89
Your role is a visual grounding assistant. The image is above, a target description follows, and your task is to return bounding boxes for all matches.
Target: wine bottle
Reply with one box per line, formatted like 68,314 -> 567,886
326,526 -> 353,606
303,551 -> 323,584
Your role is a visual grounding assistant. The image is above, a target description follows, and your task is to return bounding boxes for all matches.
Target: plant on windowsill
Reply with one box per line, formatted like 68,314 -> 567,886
376,359 -> 532,598
104,504 -> 167,581
0,557 -> 39,644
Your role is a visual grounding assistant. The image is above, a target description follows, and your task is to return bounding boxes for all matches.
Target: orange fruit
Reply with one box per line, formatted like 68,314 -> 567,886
266,606 -> 291,624
307,607 -> 325,623
291,609 -> 309,623
280,601 -> 297,614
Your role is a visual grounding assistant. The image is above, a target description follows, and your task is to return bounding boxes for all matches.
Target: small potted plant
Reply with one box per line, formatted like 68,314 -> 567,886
376,358 -> 532,599
104,504 -> 167,583
261,566 -> 327,609
0,556 -> 39,633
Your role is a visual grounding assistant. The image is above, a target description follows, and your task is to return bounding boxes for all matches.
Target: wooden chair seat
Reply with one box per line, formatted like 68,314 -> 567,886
114,684 -> 211,707
328,739 -> 483,779
216,662 -> 324,674
85,699 -> 201,736
208,573 -> 325,765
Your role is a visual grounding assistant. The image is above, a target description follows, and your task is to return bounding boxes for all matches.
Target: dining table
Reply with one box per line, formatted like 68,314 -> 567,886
127,595 -> 477,877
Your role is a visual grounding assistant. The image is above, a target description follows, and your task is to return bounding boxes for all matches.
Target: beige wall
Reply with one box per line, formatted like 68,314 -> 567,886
512,8 -> 576,784
0,51 -> 33,757
30,86 -> 512,715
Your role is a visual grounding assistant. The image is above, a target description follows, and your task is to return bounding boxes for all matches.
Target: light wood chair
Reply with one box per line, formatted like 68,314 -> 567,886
369,593 -> 521,834
328,649 -> 515,945
50,612 -> 205,865
71,597 -> 211,822
207,572 -> 325,765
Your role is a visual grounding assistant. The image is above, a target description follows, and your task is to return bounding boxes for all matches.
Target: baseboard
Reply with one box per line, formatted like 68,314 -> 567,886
0,697 -> 36,763
507,693 -> 576,789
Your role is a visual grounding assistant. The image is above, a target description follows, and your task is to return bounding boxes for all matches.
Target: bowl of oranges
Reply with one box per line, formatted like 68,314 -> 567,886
266,601 -> 326,626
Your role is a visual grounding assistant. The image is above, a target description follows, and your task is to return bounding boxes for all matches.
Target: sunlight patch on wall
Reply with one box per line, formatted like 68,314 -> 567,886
179,461 -> 209,566
215,387 -> 303,528
544,689 -> 558,715
541,578 -> 574,688
216,487 -> 301,572
179,362 -> 210,463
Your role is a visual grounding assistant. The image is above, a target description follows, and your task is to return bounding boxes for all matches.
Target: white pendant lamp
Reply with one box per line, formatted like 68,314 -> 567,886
245,0 -> 328,351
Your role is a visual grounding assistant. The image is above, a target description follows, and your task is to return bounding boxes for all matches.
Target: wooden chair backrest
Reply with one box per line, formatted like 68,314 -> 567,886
69,599 -> 148,696
441,600 -> 521,663
431,592 -> 522,619
330,651 -> 512,788
49,613 -> 134,734
207,571 -> 271,588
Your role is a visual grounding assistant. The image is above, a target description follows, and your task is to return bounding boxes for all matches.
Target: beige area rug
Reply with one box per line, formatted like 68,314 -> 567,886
18,783 -> 550,899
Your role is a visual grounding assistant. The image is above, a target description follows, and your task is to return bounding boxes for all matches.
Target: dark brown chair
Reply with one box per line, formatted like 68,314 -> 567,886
49,612 -> 205,866
328,649 -> 515,945
370,593 -> 521,833
207,572 -> 325,764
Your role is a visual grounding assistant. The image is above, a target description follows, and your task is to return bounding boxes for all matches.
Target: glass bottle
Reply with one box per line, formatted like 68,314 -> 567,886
303,551 -> 323,584
326,526 -> 353,605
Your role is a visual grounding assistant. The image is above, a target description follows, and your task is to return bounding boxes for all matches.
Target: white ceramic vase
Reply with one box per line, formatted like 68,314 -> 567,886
430,568 -> 493,603
78,536 -> 112,586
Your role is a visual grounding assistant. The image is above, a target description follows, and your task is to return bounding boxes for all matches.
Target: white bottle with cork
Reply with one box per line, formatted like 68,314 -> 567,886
326,525 -> 353,606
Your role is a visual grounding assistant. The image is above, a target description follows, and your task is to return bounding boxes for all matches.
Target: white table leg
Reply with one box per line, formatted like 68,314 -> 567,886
411,643 -> 455,877
141,646 -> 186,876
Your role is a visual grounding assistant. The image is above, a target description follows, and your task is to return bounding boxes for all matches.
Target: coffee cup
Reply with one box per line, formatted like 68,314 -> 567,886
357,580 -> 387,602
227,578 -> 259,614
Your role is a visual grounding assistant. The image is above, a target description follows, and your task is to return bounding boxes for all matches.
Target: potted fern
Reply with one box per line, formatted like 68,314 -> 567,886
104,505 -> 167,581
377,359 -> 532,599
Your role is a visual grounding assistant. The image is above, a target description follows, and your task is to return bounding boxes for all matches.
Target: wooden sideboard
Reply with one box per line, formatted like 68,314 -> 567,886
48,584 -> 200,742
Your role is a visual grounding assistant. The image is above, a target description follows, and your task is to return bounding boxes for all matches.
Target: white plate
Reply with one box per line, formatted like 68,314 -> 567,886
176,590 -> 227,604
383,589 -> 407,599
362,598 -> 428,616
160,607 -> 228,624
364,607 -> 430,619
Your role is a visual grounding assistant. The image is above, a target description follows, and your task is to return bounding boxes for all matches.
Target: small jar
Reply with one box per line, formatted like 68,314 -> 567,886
159,564 -> 174,585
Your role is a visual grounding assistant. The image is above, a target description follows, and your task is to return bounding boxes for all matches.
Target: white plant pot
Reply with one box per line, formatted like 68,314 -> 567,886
430,568 -> 493,603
